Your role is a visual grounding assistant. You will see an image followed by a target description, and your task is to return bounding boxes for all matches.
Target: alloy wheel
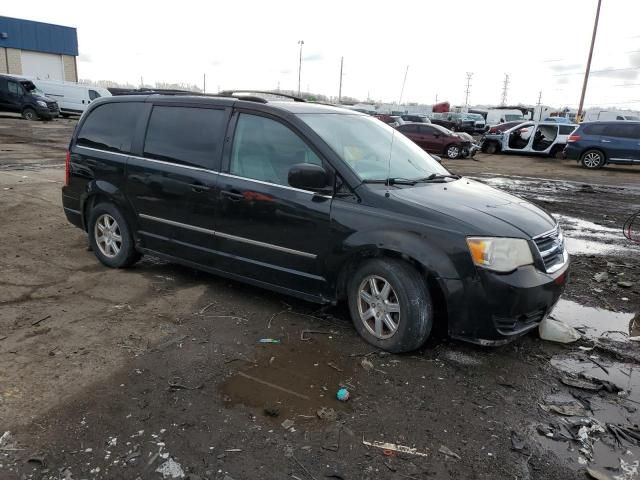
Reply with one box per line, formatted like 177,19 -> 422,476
357,275 -> 401,339
94,213 -> 122,258
447,146 -> 460,159
583,152 -> 602,168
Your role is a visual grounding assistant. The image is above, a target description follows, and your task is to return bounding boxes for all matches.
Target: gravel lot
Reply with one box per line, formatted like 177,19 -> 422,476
1,115 -> 639,480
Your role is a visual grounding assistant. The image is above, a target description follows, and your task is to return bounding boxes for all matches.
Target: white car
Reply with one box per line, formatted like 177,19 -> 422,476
481,121 -> 577,158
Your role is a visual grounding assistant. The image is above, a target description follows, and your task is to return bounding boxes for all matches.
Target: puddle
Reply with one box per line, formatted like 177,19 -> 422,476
555,214 -> 639,256
550,299 -> 636,342
220,339 -> 355,422
540,354 -> 640,476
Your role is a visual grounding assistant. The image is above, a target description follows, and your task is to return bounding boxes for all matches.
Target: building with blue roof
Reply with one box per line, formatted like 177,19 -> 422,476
0,16 -> 78,82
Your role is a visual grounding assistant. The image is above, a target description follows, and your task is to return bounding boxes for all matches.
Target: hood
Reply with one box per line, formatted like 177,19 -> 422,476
32,94 -> 56,104
389,178 -> 556,237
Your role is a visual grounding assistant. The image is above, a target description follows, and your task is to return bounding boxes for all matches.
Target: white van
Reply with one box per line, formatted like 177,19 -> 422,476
485,109 -> 525,126
583,110 -> 640,122
29,79 -> 111,117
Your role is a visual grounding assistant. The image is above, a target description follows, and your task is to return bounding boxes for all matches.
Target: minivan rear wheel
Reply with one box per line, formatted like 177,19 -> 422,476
347,258 -> 433,353
88,203 -> 141,268
22,107 -> 37,121
581,149 -> 605,169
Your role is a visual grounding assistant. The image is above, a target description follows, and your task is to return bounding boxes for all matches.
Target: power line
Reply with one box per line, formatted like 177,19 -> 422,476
554,66 -> 638,77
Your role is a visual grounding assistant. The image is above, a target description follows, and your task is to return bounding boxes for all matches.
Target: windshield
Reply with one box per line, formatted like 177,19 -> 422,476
300,114 -> 449,181
505,114 -> 524,121
463,114 -> 483,121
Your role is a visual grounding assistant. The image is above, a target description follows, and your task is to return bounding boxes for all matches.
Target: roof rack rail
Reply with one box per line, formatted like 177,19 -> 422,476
218,90 -> 307,102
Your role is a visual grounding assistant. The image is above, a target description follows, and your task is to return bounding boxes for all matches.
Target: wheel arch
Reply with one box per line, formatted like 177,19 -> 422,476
80,180 -> 138,234
581,147 -> 608,163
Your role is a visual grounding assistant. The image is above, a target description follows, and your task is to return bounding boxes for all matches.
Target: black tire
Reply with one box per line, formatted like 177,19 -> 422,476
580,149 -> 605,169
347,258 -> 433,353
550,147 -> 563,160
485,142 -> 498,155
22,107 -> 38,121
445,144 -> 461,159
88,203 -> 141,268
61,113 -> 70,118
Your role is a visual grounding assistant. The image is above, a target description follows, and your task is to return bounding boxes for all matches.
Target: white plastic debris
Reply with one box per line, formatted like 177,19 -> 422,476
0,431 -> 14,448
155,458 -> 185,479
539,317 -> 581,343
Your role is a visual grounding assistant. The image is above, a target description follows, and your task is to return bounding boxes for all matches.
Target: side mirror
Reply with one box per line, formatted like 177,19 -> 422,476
288,163 -> 329,191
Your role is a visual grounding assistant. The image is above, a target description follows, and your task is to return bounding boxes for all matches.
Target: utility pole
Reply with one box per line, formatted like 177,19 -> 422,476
464,72 -> 473,109
536,90 -> 543,120
398,65 -> 409,106
500,73 -> 510,106
203,73 -> 206,93
338,56 -> 344,104
297,40 -> 304,96
577,0 -> 602,123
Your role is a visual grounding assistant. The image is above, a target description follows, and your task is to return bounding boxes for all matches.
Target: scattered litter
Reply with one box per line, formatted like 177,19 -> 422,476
0,431 -> 14,448
539,317 -> 581,343
510,431 -> 526,452
198,302 -> 216,314
258,338 -> 281,344
31,314 -> 51,326
322,424 -> 341,452
336,388 -> 350,401
168,379 -> 204,390
26,455 -> 46,467
593,272 -> 609,283
237,371 -> 310,400
263,406 -> 280,417
281,419 -> 295,430
617,281 -> 634,288
155,458 -> 185,479
536,423 -> 572,441
225,448 -> 242,452
300,329 -> 334,341
362,436 -> 429,457
539,402 -> 588,417
360,359 -> 374,371
560,374 -> 621,394
607,424 -> 640,447
620,459 -> 639,480
327,362 -> 343,372
316,407 -> 338,422
438,445 -> 461,460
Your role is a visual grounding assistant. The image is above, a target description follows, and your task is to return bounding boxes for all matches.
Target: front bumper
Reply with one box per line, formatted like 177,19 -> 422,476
36,105 -> 59,120
444,257 -> 570,345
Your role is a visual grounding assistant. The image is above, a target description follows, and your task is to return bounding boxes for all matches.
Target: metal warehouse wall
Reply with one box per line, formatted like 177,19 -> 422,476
0,16 -> 78,56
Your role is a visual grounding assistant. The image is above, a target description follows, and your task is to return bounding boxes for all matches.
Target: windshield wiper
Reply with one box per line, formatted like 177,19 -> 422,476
420,173 -> 461,182
363,177 -> 417,185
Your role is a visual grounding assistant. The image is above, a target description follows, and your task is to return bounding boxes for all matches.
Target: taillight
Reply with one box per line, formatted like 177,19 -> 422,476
65,151 -> 70,186
567,134 -> 581,143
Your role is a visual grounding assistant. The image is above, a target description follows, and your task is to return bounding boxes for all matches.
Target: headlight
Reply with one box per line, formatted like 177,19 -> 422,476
466,237 -> 533,273
37,100 -> 47,107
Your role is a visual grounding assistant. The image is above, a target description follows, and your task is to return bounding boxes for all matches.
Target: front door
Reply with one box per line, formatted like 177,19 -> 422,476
215,111 -> 333,298
420,125 -> 444,153
126,104 -> 229,264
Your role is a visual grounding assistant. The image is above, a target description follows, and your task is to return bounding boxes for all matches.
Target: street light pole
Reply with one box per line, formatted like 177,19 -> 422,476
297,40 -> 304,97
577,0 -> 602,123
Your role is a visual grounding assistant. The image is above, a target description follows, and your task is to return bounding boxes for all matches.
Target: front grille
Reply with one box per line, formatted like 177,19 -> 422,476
48,103 -> 59,113
533,226 -> 565,273
494,308 -> 546,333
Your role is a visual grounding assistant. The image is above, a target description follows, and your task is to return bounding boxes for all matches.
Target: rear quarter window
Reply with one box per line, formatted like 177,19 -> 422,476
76,102 -> 143,154
604,124 -> 637,139
582,124 -> 607,136
143,106 -> 226,169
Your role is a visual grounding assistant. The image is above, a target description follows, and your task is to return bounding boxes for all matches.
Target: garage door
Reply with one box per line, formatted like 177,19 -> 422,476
21,51 -> 64,81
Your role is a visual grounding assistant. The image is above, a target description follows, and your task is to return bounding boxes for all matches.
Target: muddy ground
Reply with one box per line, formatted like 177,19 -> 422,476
0,115 -> 639,480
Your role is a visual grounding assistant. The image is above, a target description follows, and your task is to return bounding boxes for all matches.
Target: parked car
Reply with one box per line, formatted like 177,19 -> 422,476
396,123 -> 474,159
583,110 -> 640,122
481,121 -> 577,158
563,121 -> 640,168
0,74 -> 59,120
400,114 -> 431,124
543,117 -> 572,124
486,121 -> 525,135
62,93 -> 568,352
485,109 -> 525,126
431,112 -> 476,133
374,114 -> 404,128
30,78 -> 111,117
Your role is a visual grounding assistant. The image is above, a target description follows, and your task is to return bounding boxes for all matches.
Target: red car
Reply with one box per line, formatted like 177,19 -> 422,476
396,122 -> 472,159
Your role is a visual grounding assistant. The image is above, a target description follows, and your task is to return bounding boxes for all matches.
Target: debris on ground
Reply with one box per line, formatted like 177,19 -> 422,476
539,317 -> 581,343
263,406 -> 280,417
336,388 -> 350,401
510,431 -> 526,452
316,407 -> 338,422
586,467 -> 613,480
593,272 -> 609,283
560,375 -> 622,394
281,419 -> 295,430
155,458 -> 186,479
360,358 -> 374,371
438,445 -> 461,460
258,338 -> 281,344
362,437 -> 429,457
539,402 -> 589,417
607,424 -> 640,447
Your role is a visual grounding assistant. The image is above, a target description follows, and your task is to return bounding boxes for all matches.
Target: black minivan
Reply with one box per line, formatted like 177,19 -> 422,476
0,74 -> 59,120
62,93 -> 569,352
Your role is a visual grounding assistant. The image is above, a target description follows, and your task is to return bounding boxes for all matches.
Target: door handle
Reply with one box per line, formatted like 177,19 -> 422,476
601,139 -> 611,143
189,183 -> 210,193
221,190 -> 244,201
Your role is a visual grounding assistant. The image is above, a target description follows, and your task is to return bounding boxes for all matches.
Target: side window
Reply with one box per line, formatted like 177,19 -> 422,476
419,125 -> 435,135
230,113 -> 322,187
7,81 -> 21,95
144,106 -> 225,169
584,124 -> 606,135
88,90 -> 100,100
616,116 -> 625,120
399,124 -> 418,134
605,124 -> 636,139
559,125 -> 575,135
76,102 -> 142,154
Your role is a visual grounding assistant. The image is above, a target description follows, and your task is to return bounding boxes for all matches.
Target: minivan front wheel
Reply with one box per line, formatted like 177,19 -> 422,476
88,203 -> 141,268
348,258 -> 433,353
446,145 -> 461,159
581,150 -> 605,169
22,107 -> 37,121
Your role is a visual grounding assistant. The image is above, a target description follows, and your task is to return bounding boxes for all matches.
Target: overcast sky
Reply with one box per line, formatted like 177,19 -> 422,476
4,0 -> 640,110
